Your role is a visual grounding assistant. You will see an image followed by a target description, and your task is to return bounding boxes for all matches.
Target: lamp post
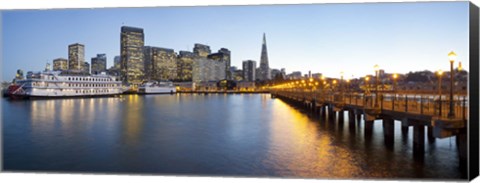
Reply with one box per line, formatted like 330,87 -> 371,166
340,71 -> 344,102
392,73 -> 398,92
437,69 -> 443,116
365,76 -> 370,92
447,51 -> 456,118
374,64 -> 380,108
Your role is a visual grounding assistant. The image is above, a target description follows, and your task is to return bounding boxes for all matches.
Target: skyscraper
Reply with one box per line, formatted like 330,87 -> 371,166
52,58 -> 68,71
68,43 -> 85,71
218,48 -> 231,80
192,57 -> 226,84
242,60 -> 256,82
113,56 -> 121,70
91,54 -> 107,74
193,43 -> 211,57
143,46 -> 177,81
259,33 -> 270,81
177,51 -> 195,81
120,26 -> 145,85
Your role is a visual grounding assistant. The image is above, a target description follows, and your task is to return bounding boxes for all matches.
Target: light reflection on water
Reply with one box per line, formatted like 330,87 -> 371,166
2,94 -> 464,179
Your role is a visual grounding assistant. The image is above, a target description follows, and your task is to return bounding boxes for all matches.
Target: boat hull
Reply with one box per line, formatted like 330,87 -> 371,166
138,87 -> 176,94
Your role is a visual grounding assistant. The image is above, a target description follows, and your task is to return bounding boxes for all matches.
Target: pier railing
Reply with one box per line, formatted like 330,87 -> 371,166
271,89 -> 468,121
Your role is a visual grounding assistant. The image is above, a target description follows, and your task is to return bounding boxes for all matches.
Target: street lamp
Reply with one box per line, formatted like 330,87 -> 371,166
365,76 -> 370,92
392,73 -> 398,92
340,71 -> 344,100
374,64 -> 380,108
437,69 -> 443,115
346,79 -> 350,93
447,51 -> 457,118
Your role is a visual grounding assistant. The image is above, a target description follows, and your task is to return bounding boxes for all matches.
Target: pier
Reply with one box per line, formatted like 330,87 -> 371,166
270,89 -> 468,165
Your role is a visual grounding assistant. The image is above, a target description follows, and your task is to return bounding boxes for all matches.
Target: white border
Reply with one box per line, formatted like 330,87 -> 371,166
0,0 -> 470,10
0,0 -> 479,183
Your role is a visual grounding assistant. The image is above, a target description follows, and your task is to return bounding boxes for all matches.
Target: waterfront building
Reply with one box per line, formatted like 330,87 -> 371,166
91,54 -> 107,74
258,33 -> 270,81
53,58 -> 68,71
177,51 -> 195,81
242,60 -> 256,82
68,43 -> 85,71
144,46 -> 177,81
120,26 -> 145,85
192,57 -> 226,84
236,81 -> 256,91
83,62 -> 90,74
193,43 -> 211,57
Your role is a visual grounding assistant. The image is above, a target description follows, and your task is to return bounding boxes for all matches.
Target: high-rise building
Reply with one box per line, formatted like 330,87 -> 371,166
83,62 -> 90,74
120,26 -> 145,85
53,58 -> 68,71
113,56 -> 121,70
193,43 -> 211,57
143,46 -> 154,80
68,43 -> 85,71
91,54 -> 107,74
242,60 -> 256,82
144,46 -> 177,81
207,48 -> 231,80
177,51 -> 195,81
271,69 -> 282,79
218,48 -> 231,80
192,57 -> 226,84
258,33 -> 270,81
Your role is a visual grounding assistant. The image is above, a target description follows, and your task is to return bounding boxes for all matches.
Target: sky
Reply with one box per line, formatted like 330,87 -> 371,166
1,1 -> 470,81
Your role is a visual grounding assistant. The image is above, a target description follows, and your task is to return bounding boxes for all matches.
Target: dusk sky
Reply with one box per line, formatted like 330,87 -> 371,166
1,1 -> 469,81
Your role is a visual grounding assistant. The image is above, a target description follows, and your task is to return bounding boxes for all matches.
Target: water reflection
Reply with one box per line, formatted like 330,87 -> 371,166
121,95 -> 145,146
3,94 -> 463,179
267,99 -> 362,178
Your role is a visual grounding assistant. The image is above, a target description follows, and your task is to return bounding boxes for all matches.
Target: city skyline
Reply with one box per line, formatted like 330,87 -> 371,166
2,2 -> 469,81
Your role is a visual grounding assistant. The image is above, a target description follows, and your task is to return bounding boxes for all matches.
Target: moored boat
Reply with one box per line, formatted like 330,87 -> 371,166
138,81 -> 176,94
5,70 -> 124,99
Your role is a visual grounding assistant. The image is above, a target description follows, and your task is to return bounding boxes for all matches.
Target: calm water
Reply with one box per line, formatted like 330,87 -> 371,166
2,94 -> 465,179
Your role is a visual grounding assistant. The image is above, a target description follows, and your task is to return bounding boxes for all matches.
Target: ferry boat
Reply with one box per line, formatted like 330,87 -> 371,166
138,81 -> 176,94
5,70 -> 123,99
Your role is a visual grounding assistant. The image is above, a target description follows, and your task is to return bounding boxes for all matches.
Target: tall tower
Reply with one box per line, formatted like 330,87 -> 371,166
120,26 -> 145,85
259,33 -> 270,81
68,43 -> 85,71
242,60 -> 256,82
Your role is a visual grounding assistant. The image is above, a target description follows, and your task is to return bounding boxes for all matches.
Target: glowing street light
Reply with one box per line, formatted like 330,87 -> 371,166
447,51 -> 457,118
392,73 -> 398,91
365,76 -> 370,92
374,64 -> 380,108
437,69 -> 444,115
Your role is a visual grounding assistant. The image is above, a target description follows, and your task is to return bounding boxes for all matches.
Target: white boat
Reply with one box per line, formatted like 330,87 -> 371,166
138,81 -> 176,94
7,70 -> 123,98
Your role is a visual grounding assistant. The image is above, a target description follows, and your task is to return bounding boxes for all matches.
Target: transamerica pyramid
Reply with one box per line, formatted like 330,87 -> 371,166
259,33 -> 270,81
